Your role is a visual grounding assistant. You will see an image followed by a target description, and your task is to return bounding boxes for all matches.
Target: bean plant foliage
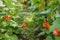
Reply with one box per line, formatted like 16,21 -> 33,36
0,0 -> 60,40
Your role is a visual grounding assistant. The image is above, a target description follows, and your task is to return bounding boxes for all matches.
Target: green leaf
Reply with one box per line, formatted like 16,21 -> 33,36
49,17 -> 60,32
55,36 -> 60,40
10,35 -> 18,40
45,36 -> 52,40
37,32 -> 45,37
31,0 -> 38,4
4,33 -> 10,38
3,0 -> 13,8
40,8 -> 51,14
0,34 -> 5,39
6,29 -> 13,35
4,34 -> 18,40
10,20 -> 18,27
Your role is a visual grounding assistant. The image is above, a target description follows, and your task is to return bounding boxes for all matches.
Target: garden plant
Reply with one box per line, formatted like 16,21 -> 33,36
0,0 -> 60,40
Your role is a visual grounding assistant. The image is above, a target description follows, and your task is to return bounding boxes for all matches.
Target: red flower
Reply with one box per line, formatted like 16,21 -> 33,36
46,23 -> 50,28
4,15 -> 10,20
43,22 -> 50,28
43,18 -> 50,28
22,22 -> 26,28
43,22 -> 47,28
53,27 -> 59,36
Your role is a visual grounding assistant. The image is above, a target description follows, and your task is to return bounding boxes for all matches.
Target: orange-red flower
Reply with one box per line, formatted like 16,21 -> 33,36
43,22 -> 50,28
46,23 -> 50,28
43,18 -> 50,28
43,22 -> 47,28
4,15 -> 10,21
22,22 -> 26,28
53,27 -> 59,36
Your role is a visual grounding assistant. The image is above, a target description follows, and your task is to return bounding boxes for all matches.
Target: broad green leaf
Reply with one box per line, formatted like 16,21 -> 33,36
49,17 -> 60,32
10,35 -> 18,40
31,0 -> 38,4
4,34 -> 18,40
55,36 -> 60,40
10,20 -> 18,27
3,0 -> 13,8
45,36 -> 52,40
6,29 -> 13,35
0,34 -> 5,39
